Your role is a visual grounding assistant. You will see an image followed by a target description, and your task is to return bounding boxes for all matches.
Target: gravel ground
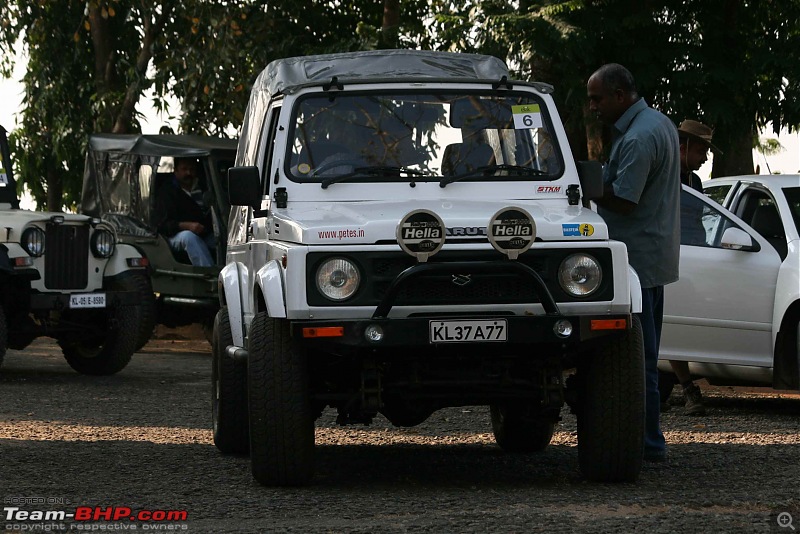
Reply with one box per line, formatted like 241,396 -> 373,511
2,336 -> 800,533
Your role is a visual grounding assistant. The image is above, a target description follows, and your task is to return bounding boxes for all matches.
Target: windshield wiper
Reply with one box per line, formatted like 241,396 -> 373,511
439,164 -> 549,187
321,166 -> 429,189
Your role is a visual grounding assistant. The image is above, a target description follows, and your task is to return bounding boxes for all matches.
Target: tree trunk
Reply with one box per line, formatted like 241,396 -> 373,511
380,0 -> 400,49
45,167 -> 63,213
711,126 -> 755,178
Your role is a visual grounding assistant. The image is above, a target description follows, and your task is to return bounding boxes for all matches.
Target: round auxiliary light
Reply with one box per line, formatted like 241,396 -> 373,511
558,253 -> 602,297
21,227 -> 45,257
553,320 -> 573,339
316,257 -> 360,301
364,324 -> 384,343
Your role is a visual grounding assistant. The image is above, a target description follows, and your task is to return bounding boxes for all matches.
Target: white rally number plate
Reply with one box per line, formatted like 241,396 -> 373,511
69,293 -> 106,309
429,319 -> 507,343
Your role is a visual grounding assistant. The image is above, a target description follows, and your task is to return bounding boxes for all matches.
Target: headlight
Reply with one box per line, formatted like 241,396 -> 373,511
558,253 -> 602,297
91,229 -> 116,258
21,227 -> 45,257
316,258 -> 360,301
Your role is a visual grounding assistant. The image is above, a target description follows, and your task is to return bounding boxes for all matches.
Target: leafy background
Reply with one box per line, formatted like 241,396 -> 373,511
1,0 -> 798,210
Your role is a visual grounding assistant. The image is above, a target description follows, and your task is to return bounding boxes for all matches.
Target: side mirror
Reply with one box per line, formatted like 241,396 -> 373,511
227,166 -> 261,209
720,227 -> 756,251
576,160 -> 603,203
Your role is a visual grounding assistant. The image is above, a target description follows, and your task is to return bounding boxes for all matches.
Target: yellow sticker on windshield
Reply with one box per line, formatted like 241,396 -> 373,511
511,104 -> 542,129
298,163 -> 311,175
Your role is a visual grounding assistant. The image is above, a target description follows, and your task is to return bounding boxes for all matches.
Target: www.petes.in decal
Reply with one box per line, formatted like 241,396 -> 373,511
488,207 -> 535,260
562,223 -> 595,237
397,209 -> 446,262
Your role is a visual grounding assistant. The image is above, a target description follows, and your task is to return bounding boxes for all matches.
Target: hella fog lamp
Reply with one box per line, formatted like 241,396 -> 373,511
558,254 -> 602,297
21,227 -> 45,257
316,257 -> 360,301
91,229 -> 116,258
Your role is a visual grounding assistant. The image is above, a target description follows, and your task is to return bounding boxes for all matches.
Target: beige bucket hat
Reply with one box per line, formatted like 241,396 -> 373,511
678,119 -> 722,155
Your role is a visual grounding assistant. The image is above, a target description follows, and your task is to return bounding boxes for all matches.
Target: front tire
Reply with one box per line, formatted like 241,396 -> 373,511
248,312 -> 314,486
576,315 -> 645,482
490,404 -> 555,453
59,303 -> 138,375
125,272 -> 157,352
212,307 -> 249,454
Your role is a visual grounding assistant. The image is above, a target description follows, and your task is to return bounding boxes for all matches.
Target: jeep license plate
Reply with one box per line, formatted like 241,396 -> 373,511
69,293 -> 106,309
429,319 -> 507,343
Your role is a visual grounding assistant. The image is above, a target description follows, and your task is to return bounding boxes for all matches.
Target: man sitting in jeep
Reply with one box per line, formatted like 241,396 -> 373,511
155,157 -> 216,266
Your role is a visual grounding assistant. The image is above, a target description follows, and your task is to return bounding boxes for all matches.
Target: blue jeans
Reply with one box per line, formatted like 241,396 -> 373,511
168,230 -> 216,267
640,286 -> 666,456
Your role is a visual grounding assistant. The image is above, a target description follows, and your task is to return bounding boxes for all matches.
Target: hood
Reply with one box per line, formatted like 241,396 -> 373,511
0,209 -> 95,244
270,199 -> 608,245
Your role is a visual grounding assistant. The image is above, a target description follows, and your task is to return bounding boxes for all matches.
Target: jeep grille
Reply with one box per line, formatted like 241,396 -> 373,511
45,224 -> 89,289
306,249 -> 614,307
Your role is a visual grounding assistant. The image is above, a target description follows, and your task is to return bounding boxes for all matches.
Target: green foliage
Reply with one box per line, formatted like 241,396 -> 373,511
2,0 -> 800,209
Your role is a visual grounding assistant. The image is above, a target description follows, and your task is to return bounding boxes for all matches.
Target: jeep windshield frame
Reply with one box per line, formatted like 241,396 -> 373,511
0,124 -> 20,208
284,90 -> 565,186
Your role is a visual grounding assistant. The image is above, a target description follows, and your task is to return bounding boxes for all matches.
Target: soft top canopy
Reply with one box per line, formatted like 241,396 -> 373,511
88,133 -> 237,157
253,50 -> 511,100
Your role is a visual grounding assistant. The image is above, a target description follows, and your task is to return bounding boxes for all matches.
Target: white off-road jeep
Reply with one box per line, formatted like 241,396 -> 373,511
0,124 -> 153,375
213,50 -> 645,486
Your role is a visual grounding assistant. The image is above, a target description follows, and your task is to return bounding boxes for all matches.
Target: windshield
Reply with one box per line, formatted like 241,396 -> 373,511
785,186 -> 800,235
287,91 -> 563,184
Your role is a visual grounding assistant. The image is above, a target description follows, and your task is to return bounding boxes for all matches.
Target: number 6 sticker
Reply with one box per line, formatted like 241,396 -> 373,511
511,104 -> 542,129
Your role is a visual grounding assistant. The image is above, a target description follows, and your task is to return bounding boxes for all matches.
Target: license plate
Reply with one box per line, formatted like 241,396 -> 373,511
429,319 -> 507,343
69,293 -> 106,309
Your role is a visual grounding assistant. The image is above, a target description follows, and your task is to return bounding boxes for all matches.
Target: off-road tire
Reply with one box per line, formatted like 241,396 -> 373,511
576,315 -> 645,482
490,404 -> 555,453
248,312 -> 314,486
0,305 -> 7,370
127,272 -> 157,351
212,307 -> 249,454
59,303 -> 138,375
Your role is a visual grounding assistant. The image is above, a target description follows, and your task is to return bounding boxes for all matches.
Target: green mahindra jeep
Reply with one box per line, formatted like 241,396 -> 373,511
81,134 -> 238,341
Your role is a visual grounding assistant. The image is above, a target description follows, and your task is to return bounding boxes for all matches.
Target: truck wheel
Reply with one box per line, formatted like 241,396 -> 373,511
576,315 -> 645,482
127,272 -> 157,352
0,305 -> 7,370
490,404 -> 555,453
212,307 -> 249,454
248,312 -> 314,486
59,304 -> 138,376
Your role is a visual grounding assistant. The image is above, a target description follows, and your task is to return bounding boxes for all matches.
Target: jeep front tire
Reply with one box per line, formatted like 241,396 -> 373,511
490,403 -> 555,453
59,303 -> 138,375
247,312 -> 315,486
212,307 -> 249,454
576,315 -> 645,482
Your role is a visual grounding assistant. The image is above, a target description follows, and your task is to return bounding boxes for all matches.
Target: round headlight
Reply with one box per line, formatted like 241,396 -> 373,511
91,229 -> 116,258
558,253 -> 602,297
21,227 -> 45,257
316,258 -> 360,301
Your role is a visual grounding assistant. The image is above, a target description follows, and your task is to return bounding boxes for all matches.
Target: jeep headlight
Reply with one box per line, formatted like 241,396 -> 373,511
21,227 -> 45,257
316,258 -> 360,301
558,253 -> 602,297
90,229 -> 116,258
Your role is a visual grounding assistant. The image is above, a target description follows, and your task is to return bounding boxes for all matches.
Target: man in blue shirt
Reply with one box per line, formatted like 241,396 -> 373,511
587,63 -> 681,463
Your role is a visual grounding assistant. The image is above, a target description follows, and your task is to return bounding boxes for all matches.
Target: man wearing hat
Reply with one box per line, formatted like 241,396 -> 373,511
677,119 -> 722,193
668,119 -> 722,416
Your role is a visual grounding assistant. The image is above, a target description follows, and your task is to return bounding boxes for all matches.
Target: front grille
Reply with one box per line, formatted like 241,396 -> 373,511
307,249 -> 613,307
45,224 -> 89,289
